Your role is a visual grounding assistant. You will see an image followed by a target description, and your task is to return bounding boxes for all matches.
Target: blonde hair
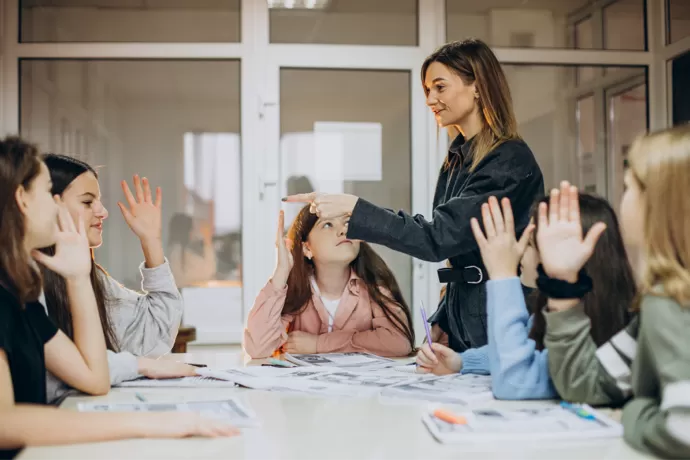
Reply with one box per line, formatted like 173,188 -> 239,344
422,39 -> 521,172
628,124 -> 690,307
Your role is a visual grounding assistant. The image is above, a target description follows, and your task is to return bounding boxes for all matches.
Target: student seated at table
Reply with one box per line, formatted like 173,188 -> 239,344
416,192 -> 635,400
0,137 -> 237,459
244,205 -> 415,359
40,154 -> 196,403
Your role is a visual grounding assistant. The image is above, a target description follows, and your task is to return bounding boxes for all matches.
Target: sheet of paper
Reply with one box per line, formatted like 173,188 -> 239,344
284,352 -> 395,369
77,398 -> 259,427
423,404 -> 623,443
380,374 -> 494,406
116,376 -> 238,388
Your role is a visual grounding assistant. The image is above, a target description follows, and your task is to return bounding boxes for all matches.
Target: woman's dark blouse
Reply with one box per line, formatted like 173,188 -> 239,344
347,135 -> 544,351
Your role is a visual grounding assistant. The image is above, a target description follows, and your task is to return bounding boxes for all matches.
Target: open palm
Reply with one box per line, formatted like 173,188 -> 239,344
33,202 -> 91,279
536,182 -> 607,282
118,175 -> 162,242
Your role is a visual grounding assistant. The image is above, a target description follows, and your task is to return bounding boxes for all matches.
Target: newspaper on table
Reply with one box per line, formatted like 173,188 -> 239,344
77,397 -> 259,427
116,375 -> 238,388
423,404 -> 623,443
380,373 -> 494,406
284,352 -> 395,369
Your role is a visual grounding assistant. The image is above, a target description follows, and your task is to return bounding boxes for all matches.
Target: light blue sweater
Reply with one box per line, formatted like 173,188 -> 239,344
459,277 -> 557,400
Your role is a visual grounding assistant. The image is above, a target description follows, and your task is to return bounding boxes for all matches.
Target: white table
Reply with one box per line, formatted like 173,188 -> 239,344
19,352 -> 652,460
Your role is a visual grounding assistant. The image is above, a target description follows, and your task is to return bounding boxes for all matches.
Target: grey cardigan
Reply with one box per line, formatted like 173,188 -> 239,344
45,260 -> 183,404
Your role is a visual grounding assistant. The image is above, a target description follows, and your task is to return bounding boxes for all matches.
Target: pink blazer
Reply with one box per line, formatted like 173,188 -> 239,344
243,271 -> 412,359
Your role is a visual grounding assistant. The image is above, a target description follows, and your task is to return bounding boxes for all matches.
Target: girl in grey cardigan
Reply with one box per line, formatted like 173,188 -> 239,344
41,154 -> 195,403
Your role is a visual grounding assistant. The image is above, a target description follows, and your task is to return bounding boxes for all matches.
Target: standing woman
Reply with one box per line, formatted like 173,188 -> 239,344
285,39 -> 544,352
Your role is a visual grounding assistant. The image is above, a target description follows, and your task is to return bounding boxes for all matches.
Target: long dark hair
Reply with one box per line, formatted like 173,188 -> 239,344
528,194 -> 635,349
41,154 -> 118,351
0,137 -> 44,304
283,206 -> 415,351
422,39 -> 521,172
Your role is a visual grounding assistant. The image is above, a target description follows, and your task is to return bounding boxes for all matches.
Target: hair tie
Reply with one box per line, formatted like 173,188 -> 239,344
536,264 -> 592,299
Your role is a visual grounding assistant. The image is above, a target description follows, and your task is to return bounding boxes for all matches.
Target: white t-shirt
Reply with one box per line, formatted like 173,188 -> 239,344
310,278 -> 342,333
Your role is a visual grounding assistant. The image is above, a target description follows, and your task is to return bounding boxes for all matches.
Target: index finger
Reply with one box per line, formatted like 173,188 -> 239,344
121,180 -> 137,208
282,192 -> 317,203
276,211 -> 285,243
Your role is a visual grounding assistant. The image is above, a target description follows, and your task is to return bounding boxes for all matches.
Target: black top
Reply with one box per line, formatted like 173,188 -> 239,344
0,285 -> 58,459
348,135 -> 544,351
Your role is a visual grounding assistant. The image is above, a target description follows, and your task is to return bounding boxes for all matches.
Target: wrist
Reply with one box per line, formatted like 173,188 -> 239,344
137,357 -> 153,374
487,269 -> 518,281
65,274 -> 92,286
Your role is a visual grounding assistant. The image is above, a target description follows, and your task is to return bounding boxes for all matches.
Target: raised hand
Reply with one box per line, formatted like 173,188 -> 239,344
118,175 -> 162,243
282,193 -> 358,220
32,199 -> 91,280
470,196 -> 534,280
536,181 -> 607,282
271,210 -> 294,289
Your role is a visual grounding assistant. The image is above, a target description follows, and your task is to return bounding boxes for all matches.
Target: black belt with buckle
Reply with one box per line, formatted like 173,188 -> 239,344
437,266 -> 485,284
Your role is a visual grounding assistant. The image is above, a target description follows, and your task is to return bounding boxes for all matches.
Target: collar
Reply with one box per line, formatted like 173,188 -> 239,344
448,134 -> 476,166
309,269 -> 361,298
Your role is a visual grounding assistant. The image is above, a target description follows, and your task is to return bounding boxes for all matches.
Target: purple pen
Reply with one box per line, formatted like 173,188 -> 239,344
420,302 -> 433,348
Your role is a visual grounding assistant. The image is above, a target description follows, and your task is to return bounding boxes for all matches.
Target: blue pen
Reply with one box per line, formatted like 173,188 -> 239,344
560,401 -> 595,420
135,392 -> 147,402
420,302 -> 433,348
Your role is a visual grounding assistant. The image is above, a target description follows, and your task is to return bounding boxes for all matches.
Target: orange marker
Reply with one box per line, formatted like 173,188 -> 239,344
433,409 -> 467,425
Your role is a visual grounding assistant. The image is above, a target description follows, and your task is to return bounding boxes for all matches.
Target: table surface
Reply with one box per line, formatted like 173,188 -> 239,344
18,352 -> 652,460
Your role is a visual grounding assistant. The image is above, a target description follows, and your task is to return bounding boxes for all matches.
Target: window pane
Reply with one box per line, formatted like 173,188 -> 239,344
270,0 -> 417,45
608,84 -> 647,207
21,0 -> 240,42
20,59 -> 242,343
447,0 -> 644,50
279,68 -> 412,304
668,0 -> 690,44
502,64 -> 647,200
672,50 -> 690,126
603,0 -> 645,50
575,17 -> 597,84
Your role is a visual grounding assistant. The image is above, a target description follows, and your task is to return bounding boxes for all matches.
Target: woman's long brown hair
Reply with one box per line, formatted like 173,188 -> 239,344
422,39 -> 521,172
40,154 -> 118,351
527,194 -> 636,349
283,206 -> 415,350
0,137 -> 44,305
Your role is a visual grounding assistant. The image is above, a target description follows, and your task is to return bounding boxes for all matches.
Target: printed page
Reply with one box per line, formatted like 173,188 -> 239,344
380,374 -> 494,405
284,352 -> 395,369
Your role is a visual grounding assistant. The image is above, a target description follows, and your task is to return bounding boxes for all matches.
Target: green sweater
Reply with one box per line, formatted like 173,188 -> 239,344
544,294 -> 690,459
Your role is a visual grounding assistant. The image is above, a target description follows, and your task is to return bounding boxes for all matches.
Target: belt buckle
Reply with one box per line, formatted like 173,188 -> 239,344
465,265 -> 483,284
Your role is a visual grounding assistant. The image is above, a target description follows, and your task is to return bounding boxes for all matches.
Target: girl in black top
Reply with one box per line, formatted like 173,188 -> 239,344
285,39 -> 544,353
0,137 -> 237,459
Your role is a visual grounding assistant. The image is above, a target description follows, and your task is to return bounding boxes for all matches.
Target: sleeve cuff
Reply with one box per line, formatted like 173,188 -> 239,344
460,347 -> 490,375
543,302 -> 587,327
107,350 -> 142,385
347,198 -> 392,241
139,258 -> 178,292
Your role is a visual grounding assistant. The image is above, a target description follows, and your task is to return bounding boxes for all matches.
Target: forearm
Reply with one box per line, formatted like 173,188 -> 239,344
66,277 -> 109,383
140,237 -> 165,269
0,405 -> 146,448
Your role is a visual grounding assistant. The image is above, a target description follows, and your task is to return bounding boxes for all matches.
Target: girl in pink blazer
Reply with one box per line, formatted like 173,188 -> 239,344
244,205 -> 415,359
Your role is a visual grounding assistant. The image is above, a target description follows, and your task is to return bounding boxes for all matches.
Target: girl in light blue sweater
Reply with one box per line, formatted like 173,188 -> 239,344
417,192 -> 635,400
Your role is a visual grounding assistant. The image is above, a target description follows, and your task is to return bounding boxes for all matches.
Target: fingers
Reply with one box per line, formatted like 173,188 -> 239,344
568,185 -> 580,223
516,224 -> 535,255
155,186 -> 163,209
430,342 -> 453,358
285,238 -> 294,252
121,180 -> 137,209
282,192 -> 317,203
481,203 -> 496,238
538,202 -> 548,229
57,204 -> 76,233
583,222 -> 607,254
501,197 -> 515,234
549,188 -> 560,224
133,175 -> 144,203
118,202 -> 134,224
76,210 -> 87,236
488,196 -> 505,234
142,177 -> 153,203
419,343 -> 438,365
470,217 -> 487,249
559,181 -> 570,221
31,249 -> 53,269
276,211 -> 285,245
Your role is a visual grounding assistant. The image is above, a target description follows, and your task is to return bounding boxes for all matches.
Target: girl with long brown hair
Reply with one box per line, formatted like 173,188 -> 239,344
243,206 -> 415,359
0,137 -> 237,459
284,39 -> 544,353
